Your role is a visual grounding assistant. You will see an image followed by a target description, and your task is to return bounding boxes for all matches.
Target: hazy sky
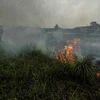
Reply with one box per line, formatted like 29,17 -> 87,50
0,0 -> 100,28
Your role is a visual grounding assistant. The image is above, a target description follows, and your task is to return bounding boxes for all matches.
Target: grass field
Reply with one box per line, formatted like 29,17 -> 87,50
0,46 -> 100,100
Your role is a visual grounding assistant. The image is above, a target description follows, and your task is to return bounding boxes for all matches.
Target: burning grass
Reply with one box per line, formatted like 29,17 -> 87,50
0,47 -> 100,100
55,38 -> 80,63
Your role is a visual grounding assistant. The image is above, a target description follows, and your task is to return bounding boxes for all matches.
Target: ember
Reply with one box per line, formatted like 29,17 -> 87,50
97,71 -> 100,77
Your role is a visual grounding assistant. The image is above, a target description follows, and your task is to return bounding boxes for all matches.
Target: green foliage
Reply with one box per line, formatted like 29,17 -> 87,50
68,57 -> 96,86
0,49 -> 100,100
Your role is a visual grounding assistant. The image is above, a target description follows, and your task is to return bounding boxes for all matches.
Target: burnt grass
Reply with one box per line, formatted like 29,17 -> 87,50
0,49 -> 100,100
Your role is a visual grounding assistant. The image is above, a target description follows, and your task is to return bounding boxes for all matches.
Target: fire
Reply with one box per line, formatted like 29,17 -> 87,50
97,71 -> 100,77
55,38 -> 80,62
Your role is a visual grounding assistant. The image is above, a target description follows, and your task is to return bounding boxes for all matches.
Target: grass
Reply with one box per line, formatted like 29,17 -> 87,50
0,47 -> 100,100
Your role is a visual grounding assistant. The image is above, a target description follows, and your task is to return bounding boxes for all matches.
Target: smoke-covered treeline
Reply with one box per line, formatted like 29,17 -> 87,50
1,25 -> 100,60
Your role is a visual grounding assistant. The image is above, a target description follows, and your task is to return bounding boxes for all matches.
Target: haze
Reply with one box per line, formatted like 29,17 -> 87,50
0,0 -> 100,28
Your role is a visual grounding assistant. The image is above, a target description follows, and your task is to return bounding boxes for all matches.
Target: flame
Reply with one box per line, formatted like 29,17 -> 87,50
97,71 -> 100,77
55,38 -> 80,62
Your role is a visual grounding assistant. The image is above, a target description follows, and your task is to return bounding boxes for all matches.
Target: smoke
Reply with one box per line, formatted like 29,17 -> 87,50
0,0 -> 100,61
1,26 -> 48,55
0,0 -> 100,28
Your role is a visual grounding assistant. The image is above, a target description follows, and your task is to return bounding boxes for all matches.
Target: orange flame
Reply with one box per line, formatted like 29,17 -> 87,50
97,71 -> 100,77
55,38 -> 80,62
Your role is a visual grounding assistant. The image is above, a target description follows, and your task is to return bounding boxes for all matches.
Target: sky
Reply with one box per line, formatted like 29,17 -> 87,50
0,0 -> 100,28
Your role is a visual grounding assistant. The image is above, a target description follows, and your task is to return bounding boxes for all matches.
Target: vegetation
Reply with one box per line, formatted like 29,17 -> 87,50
0,47 -> 100,100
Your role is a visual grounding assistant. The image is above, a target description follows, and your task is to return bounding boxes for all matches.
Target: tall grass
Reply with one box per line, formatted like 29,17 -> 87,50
0,45 -> 100,100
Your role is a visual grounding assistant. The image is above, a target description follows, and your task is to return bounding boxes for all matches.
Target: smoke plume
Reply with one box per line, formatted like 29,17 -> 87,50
0,0 -> 100,61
